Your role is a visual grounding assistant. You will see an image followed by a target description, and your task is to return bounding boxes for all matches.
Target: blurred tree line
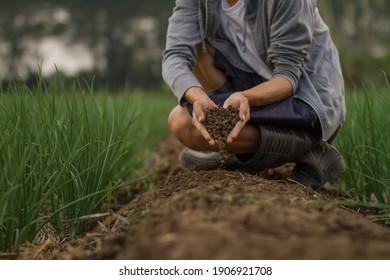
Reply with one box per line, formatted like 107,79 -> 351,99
0,0 -> 389,90
0,0 -> 174,89
317,0 -> 390,88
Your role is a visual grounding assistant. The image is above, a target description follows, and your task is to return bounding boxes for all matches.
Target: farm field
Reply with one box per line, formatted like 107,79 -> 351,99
2,0 -> 390,264
1,84 -> 389,260
16,136 -> 390,260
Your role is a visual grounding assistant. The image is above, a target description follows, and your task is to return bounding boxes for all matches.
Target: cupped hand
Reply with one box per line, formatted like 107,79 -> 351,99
192,96 -> 217,146
223,92 -> 250,144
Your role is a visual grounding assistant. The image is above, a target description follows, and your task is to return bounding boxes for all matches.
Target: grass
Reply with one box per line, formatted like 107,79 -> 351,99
334,83 -> 390,220
0,77 -> 175,254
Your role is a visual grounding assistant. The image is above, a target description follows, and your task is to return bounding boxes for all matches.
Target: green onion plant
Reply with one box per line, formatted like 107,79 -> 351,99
0,77 -> 173,254
335,81 -> 390,220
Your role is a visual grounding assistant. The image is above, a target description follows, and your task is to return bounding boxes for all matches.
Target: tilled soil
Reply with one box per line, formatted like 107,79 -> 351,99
17,136 -> 390,260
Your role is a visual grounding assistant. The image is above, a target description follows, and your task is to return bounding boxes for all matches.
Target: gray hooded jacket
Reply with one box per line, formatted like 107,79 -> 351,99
162,0 -> 346,141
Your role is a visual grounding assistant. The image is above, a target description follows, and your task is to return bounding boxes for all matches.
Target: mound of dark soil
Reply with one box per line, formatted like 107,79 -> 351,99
17,136 -> 390,260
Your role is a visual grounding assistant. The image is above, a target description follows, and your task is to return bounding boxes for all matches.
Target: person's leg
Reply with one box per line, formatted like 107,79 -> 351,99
236,124 -> 316,170
168,104 -> 261,154
169,101 -> 318,173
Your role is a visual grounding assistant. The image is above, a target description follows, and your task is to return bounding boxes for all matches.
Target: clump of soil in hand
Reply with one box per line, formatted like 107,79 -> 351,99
203,106 -> 240,166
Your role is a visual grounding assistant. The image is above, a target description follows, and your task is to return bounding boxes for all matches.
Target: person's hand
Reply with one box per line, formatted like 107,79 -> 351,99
223,92 -> 250,144
192,96 -> 217,146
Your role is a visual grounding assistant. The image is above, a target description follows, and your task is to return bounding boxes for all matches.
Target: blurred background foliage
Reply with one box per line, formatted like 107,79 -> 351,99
0,0 -> 389,90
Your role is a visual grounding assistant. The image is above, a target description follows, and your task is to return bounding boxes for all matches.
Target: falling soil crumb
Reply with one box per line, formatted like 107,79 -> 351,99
203,106 -> 240,165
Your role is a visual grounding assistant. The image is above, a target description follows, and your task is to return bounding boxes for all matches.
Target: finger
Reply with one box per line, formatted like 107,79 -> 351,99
238,101 -> 250,122
223,97 -> 236,109
227,120 -> 245,144
193,106 -> 205,123
200,126 -> 216,146
209,100 -> 218,108
192,114 -> 216,146
222,101 -> 231,109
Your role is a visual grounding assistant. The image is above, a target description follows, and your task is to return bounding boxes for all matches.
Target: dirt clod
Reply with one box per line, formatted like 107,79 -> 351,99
203,106 -> 240,165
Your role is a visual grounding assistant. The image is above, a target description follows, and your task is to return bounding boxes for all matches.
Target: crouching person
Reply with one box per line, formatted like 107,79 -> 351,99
162,0 -> 346,190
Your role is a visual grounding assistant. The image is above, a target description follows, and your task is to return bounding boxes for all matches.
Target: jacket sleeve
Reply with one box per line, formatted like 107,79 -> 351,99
162,0 -> 203,103
266,0 -> 315,93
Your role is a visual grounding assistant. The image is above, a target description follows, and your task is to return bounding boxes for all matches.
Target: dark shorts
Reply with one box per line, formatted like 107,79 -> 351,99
186,50 -> 321,136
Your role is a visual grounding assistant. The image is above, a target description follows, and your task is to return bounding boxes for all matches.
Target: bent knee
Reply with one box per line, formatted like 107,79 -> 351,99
167,105 -> 204,149
168,105 -> 190,136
